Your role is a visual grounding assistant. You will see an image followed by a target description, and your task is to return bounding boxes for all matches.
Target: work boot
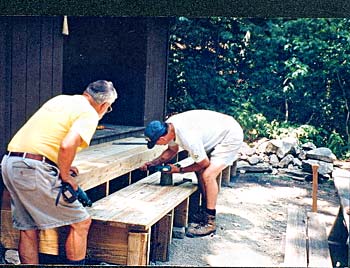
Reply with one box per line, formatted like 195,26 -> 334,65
190,208 -> 206,224
186,213 -> 216,238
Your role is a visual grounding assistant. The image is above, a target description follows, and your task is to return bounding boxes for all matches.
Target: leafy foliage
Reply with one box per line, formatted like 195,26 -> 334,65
167,17 -> 350,159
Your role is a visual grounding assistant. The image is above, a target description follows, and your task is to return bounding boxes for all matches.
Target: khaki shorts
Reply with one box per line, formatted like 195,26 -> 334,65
209,128 -> 243,166
1,155 -> 90,230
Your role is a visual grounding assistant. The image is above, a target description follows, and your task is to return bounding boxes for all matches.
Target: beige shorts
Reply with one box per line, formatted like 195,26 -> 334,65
1,155 -> 90,230
209,129 -> 243,166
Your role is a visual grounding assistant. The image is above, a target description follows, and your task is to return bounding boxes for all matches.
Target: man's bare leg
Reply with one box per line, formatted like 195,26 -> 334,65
65,217 -> 92,261
19,229 -> 39,264
201,162 -> 226,209
187,162 -> 226,237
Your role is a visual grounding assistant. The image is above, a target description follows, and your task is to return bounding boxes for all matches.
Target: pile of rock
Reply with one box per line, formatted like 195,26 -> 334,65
237,137 -> 337,181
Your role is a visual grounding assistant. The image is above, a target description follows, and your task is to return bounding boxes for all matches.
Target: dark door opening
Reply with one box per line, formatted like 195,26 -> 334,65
62,17 -> 152,143
62,16 -> 148,127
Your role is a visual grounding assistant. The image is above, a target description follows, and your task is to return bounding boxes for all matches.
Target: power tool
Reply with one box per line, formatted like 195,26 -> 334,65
148,164 -> 173,173
148,164 -> 181,186
55,182 -> 92,207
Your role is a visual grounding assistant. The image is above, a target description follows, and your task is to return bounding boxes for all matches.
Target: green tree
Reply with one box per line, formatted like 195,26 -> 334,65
167,17 -> 350,158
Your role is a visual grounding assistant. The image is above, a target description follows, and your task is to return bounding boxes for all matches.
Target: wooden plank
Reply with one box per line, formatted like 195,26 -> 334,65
0,16 -> 11,154
143,18 -> 169,124
127,231 -> 150,266
39,17 -> 53,105
307,212 -> 332,268
52,17 -> 63,96
73,137 -> 166,191
25,16 -> 41,119
0,189 -> 18,249
11,17 -> 27,136
221,165 -> 231,186
333,170 -> 350,233
284,205 -> 307,267
174,198 -> 189,227
230,160 -> 237,177
88,159 -> 198,231
39,227 -> 69,256
152,212 -> 173,262
0,210 -> 18,249
189,189 -> 201,217
311,164 -> 319,212
87,222 -> 129,265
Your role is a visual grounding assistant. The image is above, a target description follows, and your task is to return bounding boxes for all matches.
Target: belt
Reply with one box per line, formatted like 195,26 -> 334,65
6,151 -> 57,167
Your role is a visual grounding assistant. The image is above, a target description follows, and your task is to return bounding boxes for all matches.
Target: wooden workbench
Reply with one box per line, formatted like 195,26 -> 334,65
87,158 -> 198,265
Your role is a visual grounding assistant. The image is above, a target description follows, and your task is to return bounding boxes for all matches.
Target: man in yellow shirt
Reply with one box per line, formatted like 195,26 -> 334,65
1,80 -> 118,265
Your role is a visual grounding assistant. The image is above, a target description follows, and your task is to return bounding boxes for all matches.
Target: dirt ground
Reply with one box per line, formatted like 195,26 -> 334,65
151,171 -> 347,267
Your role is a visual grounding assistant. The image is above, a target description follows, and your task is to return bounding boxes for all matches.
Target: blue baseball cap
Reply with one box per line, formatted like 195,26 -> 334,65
144,121 -> 167,149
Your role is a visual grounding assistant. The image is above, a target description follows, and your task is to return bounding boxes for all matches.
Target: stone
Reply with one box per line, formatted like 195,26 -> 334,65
282,168 -> 309,178
306,147 -> 337,163
237,160 -> 250,169
173,226 -> 185,239
5,250 -> 20,265
247,155 -> 262,165
276,137 -> 298,159
263,138 -> 298,159
239,142 -> 256,156
269,154 -> 279,168
302,159 -> 334,175
271,168 -> 279,175
265,139 -> 282,155
256,140 -> 271,154
278,154 -> 294,168
293,158 -> 302,167
237,163 -> 272,173
301,142 -> 316,151
298,149 -> 307,160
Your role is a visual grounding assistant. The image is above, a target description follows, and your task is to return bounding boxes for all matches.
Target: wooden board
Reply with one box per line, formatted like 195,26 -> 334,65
87,158 -> 198,231
87,222 -> 129,265
151,212 -> 173,262
284,205 -> 307,267
332,168 -> 350,233
73,137 -> 165,191
307,212 -> 332,268
127,231 -> 150,266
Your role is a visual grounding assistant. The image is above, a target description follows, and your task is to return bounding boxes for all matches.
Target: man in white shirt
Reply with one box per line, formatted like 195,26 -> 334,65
141,110 -> 243,237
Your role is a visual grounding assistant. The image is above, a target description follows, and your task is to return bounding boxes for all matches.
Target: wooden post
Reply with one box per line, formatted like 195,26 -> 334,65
312,164 -> 319,213
221,166 -> 231,186
127,231 -> 150,265
216,172 -> 222,192
230,160 -> 237,177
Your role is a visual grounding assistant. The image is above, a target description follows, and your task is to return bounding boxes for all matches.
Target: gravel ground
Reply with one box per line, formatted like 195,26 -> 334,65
151,172 -> 344,267
3,171 -> 347,267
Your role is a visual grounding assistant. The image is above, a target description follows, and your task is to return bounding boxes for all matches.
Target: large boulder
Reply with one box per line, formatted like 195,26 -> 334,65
302,159 -> 334,175
306,147 -> 337,163
264,137 -> 299,159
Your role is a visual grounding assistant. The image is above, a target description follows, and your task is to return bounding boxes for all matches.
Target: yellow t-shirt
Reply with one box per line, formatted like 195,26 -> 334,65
8,95 -> 99,164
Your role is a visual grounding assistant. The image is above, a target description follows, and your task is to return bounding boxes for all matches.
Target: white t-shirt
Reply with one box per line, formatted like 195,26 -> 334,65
166,110 -> 243,163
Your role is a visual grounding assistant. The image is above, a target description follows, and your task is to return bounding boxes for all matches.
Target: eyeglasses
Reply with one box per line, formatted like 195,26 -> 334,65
106,105 -> 113,113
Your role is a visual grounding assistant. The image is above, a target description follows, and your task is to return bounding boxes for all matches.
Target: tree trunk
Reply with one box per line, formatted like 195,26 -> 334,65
337,72 -> 350,147
285,98 -> 289,123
